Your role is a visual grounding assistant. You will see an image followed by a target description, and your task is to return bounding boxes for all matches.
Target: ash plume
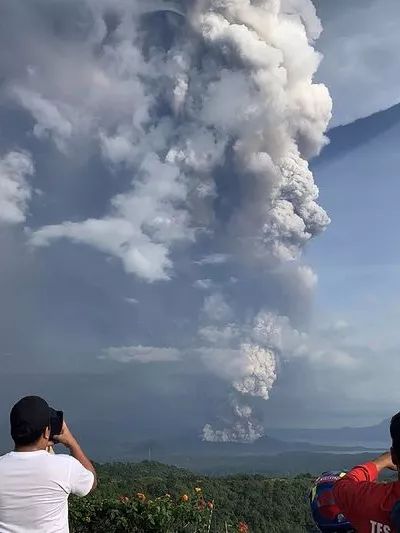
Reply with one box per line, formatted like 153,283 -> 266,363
203,399 -> 264,443
4,0 -> 332,441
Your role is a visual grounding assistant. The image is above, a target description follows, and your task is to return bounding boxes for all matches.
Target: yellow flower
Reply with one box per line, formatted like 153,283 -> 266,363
195,487 -> 202,493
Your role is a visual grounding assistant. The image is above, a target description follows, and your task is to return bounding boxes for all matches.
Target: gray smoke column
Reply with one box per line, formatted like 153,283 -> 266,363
198,307 -> 303,442
29,0 -> 331,272
203,399 -> 264,443
14,0 -> 332,440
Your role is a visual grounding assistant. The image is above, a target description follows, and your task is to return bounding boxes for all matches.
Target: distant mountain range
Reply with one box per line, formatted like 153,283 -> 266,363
315,101 -> 400,164
81,430 -> 384,475
268,419 -> 390,447
121,434 -> 349,459
29,417 -> 387,463
90,429 -> 383,463
0,418 -> 388,465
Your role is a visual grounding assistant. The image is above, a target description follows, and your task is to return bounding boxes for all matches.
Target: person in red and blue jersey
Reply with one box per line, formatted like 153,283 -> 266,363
333,412 -> 400,533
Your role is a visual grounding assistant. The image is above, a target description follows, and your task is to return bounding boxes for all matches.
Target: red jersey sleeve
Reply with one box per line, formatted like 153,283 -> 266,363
333,462 -> 378,515
334,463 -> 400,531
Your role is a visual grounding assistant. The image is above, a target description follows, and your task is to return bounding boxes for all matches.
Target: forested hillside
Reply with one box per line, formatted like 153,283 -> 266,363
70,461 -> 317,532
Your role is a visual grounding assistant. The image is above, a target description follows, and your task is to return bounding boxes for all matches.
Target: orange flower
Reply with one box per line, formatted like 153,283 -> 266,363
136,493 -> 146,502
181,494 -> 189,502
207,501 -> 214,510
238,522 -> 249,533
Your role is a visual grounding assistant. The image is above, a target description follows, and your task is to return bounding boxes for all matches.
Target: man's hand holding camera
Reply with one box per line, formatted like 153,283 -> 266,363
53,422 -> 77,450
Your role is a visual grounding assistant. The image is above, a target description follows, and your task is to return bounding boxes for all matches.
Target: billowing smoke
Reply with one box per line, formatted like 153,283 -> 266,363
199,308 -> 289,401
203,399 -> 264,443
0,152 -> 34,225
198,306 -> 301,440
3,0 -> 331,440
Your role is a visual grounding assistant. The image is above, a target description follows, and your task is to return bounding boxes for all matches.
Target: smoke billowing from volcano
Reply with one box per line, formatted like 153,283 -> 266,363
3,0 -> 331,441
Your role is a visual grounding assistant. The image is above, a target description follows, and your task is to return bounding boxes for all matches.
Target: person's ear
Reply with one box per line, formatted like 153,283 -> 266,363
44,426 -> 50,441
391,446 -> 398,466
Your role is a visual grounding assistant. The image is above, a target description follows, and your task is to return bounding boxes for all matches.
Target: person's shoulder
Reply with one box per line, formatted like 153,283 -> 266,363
0,452 -> 18,463
47,453 -> 76,466
0,453 -> 17,472
50,453 -> 73,461
45,453 -> 83,478
0,452 -> 12,459
50,454 -> 90,471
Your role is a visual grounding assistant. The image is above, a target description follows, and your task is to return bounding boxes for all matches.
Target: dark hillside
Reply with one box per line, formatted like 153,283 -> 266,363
69,461 -> 327,532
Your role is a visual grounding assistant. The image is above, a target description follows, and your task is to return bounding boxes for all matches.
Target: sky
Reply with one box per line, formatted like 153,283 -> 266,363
0,0 -> 400,453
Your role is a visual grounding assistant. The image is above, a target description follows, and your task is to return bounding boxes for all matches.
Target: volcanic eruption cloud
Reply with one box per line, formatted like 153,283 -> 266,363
18,0 -> 332,441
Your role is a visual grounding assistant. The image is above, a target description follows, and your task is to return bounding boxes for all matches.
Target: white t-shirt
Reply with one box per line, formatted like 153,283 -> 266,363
0,450 -> 94,533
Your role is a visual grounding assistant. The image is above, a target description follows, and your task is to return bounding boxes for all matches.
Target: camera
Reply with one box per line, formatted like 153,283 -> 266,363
49,408 -> 63,441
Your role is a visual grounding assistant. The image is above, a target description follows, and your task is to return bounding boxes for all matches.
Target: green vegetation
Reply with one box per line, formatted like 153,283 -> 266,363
69,461 -> 317,532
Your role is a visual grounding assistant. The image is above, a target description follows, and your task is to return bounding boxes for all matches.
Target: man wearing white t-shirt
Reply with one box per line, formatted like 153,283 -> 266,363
0,396 -> 97,533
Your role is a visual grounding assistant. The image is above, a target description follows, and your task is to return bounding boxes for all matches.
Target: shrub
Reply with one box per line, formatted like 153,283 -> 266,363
70,489 -> 216,533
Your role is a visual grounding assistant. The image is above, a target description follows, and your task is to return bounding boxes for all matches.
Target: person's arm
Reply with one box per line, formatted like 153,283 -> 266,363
372,451 -> 397,474
54,422 -> 97,491
333,452 -> 395,517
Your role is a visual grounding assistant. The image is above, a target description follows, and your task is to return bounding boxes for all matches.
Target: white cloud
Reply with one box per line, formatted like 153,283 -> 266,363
12,87 -> 73,151
30,153 -> 194,282
295,264 -> 318,291
287,319 -> 360,372
198,324 -> 240,345
199,347 -> 249,383
316,0 -> 400,126
0,151 -> 34,225
124,297 -> 139,305
202,293 -> 233,322
286,314 -> 400,418
195,253 -> 230,266
193,279 -> 215,290
103,345 -> 182,364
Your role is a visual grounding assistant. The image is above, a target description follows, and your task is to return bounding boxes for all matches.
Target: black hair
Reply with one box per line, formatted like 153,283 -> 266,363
391,500 -> 400,532
391,412 -> 400,457
12,427 -> 45,447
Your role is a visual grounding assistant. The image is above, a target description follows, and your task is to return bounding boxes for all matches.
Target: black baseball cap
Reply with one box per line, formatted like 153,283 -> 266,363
391,411 -> 400,444
10,396 -> 50,445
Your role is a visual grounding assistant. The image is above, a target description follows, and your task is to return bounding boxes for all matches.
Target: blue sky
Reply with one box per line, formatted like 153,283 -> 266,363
0,0 -> 400,452
310,105 -> 400,313
296,105 -> 400,427
315,0 -> 400,127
